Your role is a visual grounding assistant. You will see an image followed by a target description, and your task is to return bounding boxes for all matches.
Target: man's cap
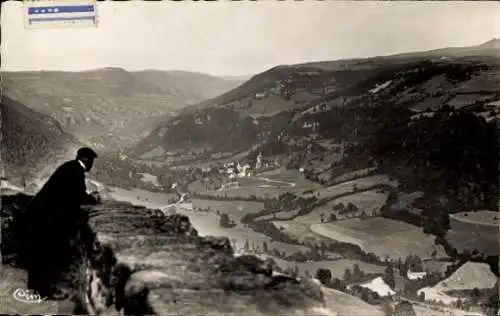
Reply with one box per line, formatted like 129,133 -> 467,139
77,147 -> 98,159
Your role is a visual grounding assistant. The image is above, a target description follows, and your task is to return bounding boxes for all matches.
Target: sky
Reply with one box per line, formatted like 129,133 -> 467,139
2,1 -> 500,76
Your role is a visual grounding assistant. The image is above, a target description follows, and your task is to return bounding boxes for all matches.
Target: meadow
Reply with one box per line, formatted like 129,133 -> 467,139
107,186 -> 308,256
191,198 -> 264,222
271,220 -> 325,245
256,254 -> 386,279
295,189 -> 389,224
446,210 -> 498,256
314,174 -> 398,200
449,210 -> 499,227
417,262 -> 497,305
322,287 -> 385,316
189,167 -> 323,200
310,217 -> 447,261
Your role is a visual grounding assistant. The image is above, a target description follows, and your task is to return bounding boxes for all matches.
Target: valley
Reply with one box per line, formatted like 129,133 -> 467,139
2,69 -> 244,150
1,38 -> 499,316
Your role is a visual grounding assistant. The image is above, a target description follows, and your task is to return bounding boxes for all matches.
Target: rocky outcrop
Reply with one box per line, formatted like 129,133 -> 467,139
1,193 -> 325,316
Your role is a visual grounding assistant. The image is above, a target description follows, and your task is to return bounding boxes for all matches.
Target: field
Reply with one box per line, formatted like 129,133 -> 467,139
328,167 -> 378,185
107,186 -> 308,256
138,172 -> 161,187
217,226 -> 309,255
295,189 -> 389,224
259,168 -> 322,189
199,186 -> 291,199
256,254 -> 386,279
412,303 -> 483,316
310,217 -> 447,260
422,260 -> 455,276
272,221 -> 324,244
107,186 -> 178,208
190,175 -> 304,199
446,211 -> 499,256
314,174 -> 398,200
189,168 -> 323,200
417,262 -> 497,305
191,198 -> 264,222
257,209 -> 301,221
388,191 -> 424,212
322,287 -> 385,316
450,210 -> 499,227
234,176 -> 293,188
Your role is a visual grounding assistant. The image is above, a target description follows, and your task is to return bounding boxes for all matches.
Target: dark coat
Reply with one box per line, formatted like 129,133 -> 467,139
25,159 -> 97,242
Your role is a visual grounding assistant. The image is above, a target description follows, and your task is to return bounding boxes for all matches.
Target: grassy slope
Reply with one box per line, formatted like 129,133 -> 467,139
1,96 -> 79,183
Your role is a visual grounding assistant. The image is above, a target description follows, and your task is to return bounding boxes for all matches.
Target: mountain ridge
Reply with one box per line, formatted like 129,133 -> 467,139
0,96 -> 81,184
2,69 -> 245,150
132,39 -> 500,160
130,40 -> 499,253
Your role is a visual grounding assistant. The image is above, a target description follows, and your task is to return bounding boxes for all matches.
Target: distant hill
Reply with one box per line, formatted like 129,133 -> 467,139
296,38 -> 500,71
2,68 -> 244,150
132,39 -> 500,159
0,95 -> 168,200
0,96 -> 79,185
131,40 -> 499,241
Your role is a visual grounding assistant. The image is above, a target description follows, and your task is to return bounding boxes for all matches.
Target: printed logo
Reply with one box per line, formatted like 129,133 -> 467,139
12,288 -> 46,303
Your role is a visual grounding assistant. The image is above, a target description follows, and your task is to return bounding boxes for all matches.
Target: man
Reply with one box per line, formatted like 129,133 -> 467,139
24,147 -> 100,300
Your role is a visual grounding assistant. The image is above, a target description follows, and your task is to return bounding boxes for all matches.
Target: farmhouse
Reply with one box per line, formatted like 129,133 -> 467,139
236,162 -> 251,178
302,121 -> 320,130
407,270 -> 427,280
255,92 -> 266,99
255,152 -> 263,169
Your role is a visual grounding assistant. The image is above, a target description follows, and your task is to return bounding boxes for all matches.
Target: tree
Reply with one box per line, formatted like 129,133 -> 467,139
382,301 -> 394,316
219,213 -> 229,227
343,268 -> 352,282
352,264 -> 363,281
418,291 -> 425,302
393,301 -> 416,316
219,213 -> 236,228
397,258 -> 407,277
471,287 -> 480,297
347,202 -> 358,212
384,265 -> 396,289
405,255 -> 423,272
315,268 -> 332,285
